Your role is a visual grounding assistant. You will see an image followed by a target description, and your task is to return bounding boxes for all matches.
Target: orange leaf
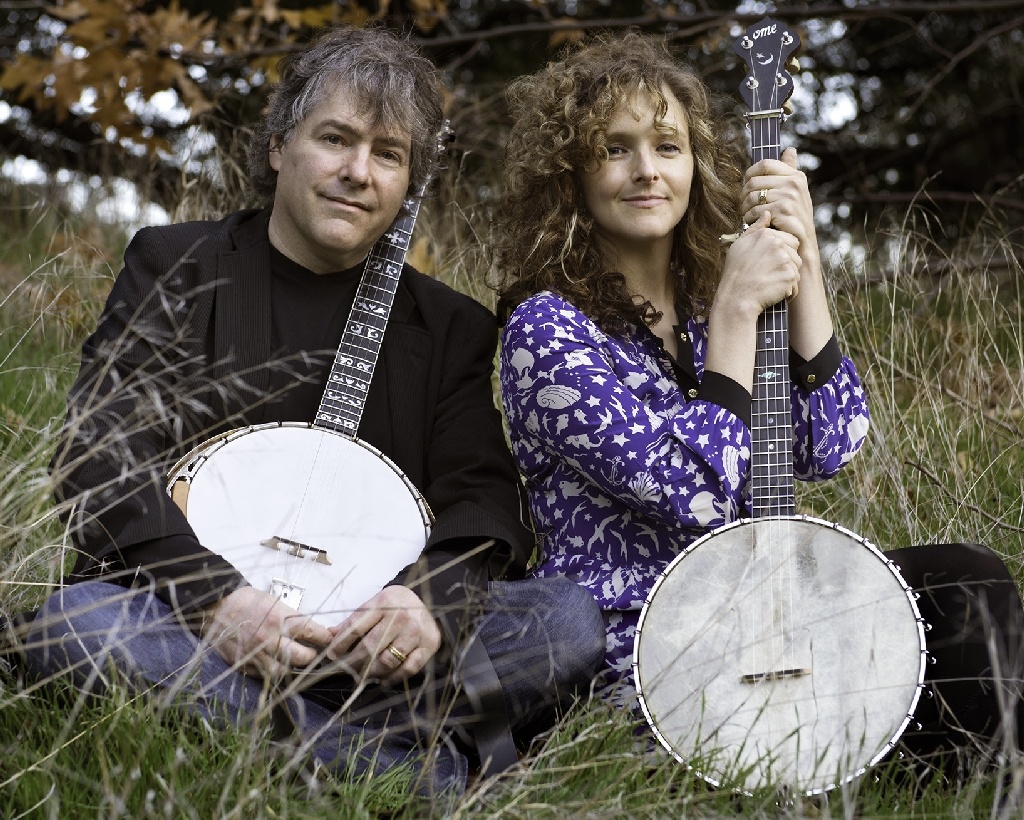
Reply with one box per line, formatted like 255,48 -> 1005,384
409,0 -> 446,31
48,1 -> 86,22
279,5 -> 336,29
176,76 -> 215,118
549,25 -> 584,49
146,3 -> 216,51
66,14 -> 131,48
258,0 -> 282,24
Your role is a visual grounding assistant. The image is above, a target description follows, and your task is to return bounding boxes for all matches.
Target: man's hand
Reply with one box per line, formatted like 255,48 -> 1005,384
201,585 -> 334,680
327,585 -> 441,685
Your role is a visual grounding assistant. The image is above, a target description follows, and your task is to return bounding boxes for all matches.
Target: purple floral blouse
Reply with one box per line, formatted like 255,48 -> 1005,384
499,291 -> 870,700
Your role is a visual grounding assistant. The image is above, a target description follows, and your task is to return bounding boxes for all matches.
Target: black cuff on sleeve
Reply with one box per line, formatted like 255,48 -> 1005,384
698,371 -> 753,429
790,334 -> 842,392
423,500 -> 531,580
395,539 -> 493,650
127,535 -> 245,620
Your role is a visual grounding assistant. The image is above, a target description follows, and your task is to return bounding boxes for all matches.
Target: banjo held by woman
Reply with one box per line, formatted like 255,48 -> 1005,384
633,19 -> 927,795
166,191 -> 436,628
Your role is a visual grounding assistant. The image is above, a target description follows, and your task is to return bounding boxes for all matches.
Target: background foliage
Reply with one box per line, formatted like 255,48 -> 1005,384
3,1 -> 1024,816
2,0 -> 1024,247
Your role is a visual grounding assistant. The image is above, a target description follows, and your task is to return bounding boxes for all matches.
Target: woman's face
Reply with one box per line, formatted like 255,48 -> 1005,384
579,87 -> 694,260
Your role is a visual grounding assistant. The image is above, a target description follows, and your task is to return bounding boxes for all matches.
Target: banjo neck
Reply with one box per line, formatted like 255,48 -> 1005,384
735,22 -> 799,519
314,200 -> 420,438
750,299 -> 793,517
312,120 -> 451,438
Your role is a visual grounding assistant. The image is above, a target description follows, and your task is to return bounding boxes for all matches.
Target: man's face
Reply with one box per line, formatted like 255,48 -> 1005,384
267,85 -> 412,273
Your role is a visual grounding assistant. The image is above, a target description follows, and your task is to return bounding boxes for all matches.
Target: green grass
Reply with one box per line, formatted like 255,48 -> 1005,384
2,167 -> 1024,816
1,682 -> 421,818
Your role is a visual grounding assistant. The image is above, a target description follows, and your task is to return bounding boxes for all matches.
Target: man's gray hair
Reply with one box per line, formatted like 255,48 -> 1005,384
247,26 -> 446,204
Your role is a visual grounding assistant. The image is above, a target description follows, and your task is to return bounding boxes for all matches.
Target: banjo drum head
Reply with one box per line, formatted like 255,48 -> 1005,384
169,422 -> 432,626
634,515 -> 926,795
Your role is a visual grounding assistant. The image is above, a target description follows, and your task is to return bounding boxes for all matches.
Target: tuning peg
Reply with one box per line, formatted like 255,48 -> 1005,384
787,57 -> 801,73
782,101 -> 795,116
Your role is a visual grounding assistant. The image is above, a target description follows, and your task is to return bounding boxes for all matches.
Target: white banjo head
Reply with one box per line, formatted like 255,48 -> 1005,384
634,516 -> 926,795
168,423 -> 431,626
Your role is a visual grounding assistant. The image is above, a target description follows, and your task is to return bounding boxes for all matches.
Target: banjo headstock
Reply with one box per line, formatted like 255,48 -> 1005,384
734,17 -> 801,163
734,17 -> 801,115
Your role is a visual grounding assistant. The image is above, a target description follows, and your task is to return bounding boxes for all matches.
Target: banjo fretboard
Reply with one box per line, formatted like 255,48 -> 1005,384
314,198 -> 420,437
737,24 -> 798,518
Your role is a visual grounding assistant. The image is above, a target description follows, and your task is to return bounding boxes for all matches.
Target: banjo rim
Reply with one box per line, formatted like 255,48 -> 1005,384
633,513 -> 928,796
167,420 -> 434,527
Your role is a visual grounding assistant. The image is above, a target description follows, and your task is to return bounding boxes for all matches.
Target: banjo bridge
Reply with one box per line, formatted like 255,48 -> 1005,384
740,667 -> 812,684
261,535 -> 332,565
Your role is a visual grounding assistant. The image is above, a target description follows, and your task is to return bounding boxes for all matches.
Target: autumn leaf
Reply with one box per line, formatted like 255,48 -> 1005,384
280,3 -> 343,30
549,22 -> 584,49
0,55 -> 53,102
167,63 -> 216,118
48,0 -> 134,23
65,15 -> 130,49
409,0 -> 446,33
246,0 -> 283,25
146,1 -> 217,52
47,0 -> 90,22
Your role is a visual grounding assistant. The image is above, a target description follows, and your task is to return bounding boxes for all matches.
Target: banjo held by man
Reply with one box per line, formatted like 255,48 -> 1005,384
165,142 -> 448,628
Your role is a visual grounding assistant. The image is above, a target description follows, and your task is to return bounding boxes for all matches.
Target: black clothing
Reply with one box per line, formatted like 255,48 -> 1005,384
50,208 -> 533,642
891,542 -> 1024,772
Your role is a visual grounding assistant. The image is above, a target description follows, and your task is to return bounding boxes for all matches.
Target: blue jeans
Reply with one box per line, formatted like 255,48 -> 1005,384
22,577 -> 604,796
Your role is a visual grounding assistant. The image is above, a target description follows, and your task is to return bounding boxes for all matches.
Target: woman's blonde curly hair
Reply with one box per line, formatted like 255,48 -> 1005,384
493,31 -> 745,331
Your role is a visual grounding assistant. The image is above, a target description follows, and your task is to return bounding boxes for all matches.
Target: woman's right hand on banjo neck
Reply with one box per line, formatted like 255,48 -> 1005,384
705,149 -> 836,395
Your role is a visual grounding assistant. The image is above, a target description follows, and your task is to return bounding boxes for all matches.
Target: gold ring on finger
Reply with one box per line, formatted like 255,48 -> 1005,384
758,188 -> 769,206
385,644 -> 408,664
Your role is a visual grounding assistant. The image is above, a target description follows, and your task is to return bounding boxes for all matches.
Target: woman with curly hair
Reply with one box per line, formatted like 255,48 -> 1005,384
493,32 -> 870,703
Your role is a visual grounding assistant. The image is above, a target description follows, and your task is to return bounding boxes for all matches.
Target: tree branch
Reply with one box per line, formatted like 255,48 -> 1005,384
901,12 -> 1024,123
820,190 -> 1024,213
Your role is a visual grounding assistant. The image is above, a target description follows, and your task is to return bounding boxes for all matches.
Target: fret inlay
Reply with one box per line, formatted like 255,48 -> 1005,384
314,201 -> 421,437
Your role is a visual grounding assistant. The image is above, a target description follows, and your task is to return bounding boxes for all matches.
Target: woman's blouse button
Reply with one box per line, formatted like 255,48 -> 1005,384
687,388 -> 698,399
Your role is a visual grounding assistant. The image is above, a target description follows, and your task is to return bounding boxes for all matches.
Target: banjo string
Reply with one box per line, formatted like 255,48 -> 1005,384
280,229 -> 408,600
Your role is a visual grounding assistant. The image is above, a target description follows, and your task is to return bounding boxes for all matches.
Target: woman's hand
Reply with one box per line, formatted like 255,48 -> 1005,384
742,147 -> 817,256
326,585 -> 441,685
718,210 -> 802,318
737,147 -> 835,360
706,211 -> 801,391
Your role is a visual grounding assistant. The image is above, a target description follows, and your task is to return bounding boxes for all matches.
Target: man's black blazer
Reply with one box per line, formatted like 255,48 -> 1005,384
52,208 -> 533,631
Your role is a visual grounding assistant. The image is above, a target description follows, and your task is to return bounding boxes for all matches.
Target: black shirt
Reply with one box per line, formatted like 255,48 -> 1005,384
130,247 -> 371,615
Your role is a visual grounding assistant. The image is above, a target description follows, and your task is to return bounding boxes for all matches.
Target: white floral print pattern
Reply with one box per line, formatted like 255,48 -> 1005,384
499,291 -> 870,701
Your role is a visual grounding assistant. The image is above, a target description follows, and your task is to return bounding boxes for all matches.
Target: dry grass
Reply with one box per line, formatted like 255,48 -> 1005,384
2,148 -> 1024,815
